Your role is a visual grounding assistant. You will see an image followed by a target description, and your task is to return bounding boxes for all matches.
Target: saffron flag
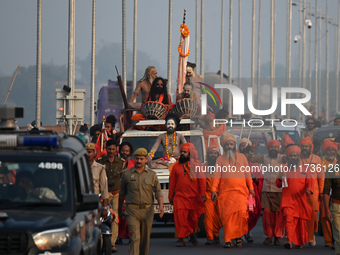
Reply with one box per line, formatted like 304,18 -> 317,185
176,11 -> 190,96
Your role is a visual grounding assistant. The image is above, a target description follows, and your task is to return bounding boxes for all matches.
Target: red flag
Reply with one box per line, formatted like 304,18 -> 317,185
176,18 -> 190,96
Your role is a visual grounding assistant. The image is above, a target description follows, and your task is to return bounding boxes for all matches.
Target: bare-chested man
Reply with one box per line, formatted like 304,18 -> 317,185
128,66 -> 158,110
147,113 -> 186,169
186,62 -> 204,100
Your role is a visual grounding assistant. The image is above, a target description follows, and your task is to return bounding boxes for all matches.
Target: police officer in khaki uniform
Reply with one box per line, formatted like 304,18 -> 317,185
119,148 -> 164,255
86,143 -> 109,218
97,140 -> 124,252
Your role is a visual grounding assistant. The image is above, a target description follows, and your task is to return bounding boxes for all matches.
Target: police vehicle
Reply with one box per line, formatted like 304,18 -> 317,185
0,104 -> 101,255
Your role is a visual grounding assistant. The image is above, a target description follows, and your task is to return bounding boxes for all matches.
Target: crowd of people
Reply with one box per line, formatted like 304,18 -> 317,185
56,64 -> 340,255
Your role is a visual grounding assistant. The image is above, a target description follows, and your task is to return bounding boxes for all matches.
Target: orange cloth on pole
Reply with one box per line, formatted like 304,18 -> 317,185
168,161 -> 206,238
203,162 -> 222,240
276,165 -> 314,246
262,208 -> 283,238
211,151 -> 253,242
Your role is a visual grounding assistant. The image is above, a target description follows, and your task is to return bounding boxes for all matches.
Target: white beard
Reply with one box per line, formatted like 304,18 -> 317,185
149,77 -> 155,85
225,150 -> 235,162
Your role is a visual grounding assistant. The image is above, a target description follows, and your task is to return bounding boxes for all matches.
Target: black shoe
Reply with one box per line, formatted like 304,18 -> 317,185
115,238 -> 123,245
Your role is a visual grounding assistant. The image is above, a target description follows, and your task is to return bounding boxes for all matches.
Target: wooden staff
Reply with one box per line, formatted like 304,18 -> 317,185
4,64 -> 20,103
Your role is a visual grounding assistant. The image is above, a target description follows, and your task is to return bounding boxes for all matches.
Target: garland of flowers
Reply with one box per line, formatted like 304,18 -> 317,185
178,43 -> 190,57
148,150 -> 155,159
322,156 -> 337,169
178,24 -> 190,57
166,132 -> 176,158
180,24 -> 190,37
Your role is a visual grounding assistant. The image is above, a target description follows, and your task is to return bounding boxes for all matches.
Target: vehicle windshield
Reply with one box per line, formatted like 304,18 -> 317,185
0,159 -> 67,208
122,135 -> 205,163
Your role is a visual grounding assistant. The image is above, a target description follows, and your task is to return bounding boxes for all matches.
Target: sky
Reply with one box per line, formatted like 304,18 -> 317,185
1,1 -> 339,77
1,0 -> 339,123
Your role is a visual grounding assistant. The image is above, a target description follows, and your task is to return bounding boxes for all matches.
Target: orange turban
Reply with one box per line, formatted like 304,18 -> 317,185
281,134 -> 294,148
266,140 -> 280,150
207,145 -> 220,154
300,137 -> 314,151
323,139 -> 338,152
181,142 -> 198,160
220,132 -> 236,147
286,145 -> 301,156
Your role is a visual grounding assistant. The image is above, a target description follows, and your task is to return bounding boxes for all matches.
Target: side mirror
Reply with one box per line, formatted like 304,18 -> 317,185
77,193 -> 99,211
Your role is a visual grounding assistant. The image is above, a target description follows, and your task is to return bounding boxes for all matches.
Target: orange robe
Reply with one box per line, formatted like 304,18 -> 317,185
301,154 -> 324,242
276,165 -> 314,246
168,161 -> 206,239
211,151 -> 253,243
248,162 -> 263,231
203,162 -> 222,240
320,158 -> 335,245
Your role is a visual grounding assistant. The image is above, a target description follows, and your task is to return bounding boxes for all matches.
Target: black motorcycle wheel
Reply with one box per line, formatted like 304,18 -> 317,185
102,235 -> 112,255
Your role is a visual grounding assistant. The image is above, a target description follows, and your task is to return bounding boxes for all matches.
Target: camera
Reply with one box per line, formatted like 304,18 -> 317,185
294,35 -> 300,43
306,19 -> 312,29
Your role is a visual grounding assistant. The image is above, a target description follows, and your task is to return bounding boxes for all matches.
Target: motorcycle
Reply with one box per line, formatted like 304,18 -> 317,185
100,196 -> 113,255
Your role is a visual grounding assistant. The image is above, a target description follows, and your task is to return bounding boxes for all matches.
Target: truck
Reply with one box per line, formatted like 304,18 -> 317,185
120,119 -> 207,233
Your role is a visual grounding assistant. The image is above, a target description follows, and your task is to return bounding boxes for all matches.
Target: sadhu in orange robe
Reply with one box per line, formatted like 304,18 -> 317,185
276,164 -> 314,246
168,144 -> 206,239
211,151 -> 254,243
203,161 -> 222,240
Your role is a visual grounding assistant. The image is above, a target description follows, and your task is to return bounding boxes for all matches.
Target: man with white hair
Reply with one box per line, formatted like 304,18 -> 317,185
211,132 -> 255,248
128,66 -> 158,110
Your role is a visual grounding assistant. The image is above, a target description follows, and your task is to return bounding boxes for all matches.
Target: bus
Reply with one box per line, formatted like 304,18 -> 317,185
96,79 -> 133,124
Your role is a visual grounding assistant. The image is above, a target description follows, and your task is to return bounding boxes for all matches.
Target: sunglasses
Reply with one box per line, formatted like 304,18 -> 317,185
307,122 -> 315,125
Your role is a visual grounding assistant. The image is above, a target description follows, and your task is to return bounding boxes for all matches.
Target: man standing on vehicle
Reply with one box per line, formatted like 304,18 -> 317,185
97,140 -> 125,253
86,143 -> 109,218
119,148 -> 164,255
203,145 -> 221,245
250,140 -> 284,245
276,144 -> 313,249
211,132 -> 255,248
320,139 -> 338,248
300,137 -> 323,246
128,66 -> 158,110
168,143 -> 206,247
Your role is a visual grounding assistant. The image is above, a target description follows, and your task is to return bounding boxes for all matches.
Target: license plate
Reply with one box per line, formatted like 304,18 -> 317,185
153,204 -> 173,213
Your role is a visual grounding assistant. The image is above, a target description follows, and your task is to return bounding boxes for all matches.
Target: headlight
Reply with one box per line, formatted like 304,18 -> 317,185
32,227 -> 70,250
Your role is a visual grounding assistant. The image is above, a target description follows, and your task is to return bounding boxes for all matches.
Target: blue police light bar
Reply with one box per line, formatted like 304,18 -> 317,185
0,135 -> 58,147
19,136 -> 58,147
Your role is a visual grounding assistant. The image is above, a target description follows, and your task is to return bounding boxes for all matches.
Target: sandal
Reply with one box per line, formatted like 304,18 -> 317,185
284,241 -> 292,249
176,239 -> 186,247
188,232 -> 198,245
223,242 -> 232,248
236,238 -> 243,247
